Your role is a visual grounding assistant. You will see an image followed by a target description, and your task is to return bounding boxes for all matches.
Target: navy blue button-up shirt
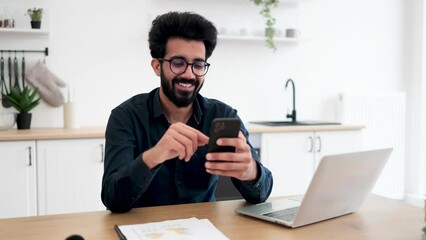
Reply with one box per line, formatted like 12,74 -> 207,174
101,88 -> 273,213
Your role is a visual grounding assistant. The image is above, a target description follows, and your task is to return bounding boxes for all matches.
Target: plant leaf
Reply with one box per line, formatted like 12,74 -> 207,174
3,85 -> 40,113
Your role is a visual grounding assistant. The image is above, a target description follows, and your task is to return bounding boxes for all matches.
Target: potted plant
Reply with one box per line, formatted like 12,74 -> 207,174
250,0 -> 279,52
422,226 -> 426,240
2,86 -> 40,129
27,8 -> 43,29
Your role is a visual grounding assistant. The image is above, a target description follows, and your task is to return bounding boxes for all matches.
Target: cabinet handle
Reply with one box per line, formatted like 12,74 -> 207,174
28,146 -> 32,166
316,136 -> 322,152
308,136 -> 314,152
100,144 -> 104,163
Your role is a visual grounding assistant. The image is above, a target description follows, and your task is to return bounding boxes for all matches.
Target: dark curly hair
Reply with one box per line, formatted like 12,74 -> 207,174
148,11 -> 217,60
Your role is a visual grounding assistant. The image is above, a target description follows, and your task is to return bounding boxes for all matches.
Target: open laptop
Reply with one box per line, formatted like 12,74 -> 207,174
236,148 -> 393,228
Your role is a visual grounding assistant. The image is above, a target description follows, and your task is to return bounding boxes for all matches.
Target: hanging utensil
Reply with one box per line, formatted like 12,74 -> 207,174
13,54 -> 20,93
7,54 -> 12,90
0,55 -> 6,95
21,54 -> 26,89
2,54 -> 12,108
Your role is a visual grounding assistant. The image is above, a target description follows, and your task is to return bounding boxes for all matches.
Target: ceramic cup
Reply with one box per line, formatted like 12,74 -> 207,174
63,102 -> 80,129
286,28 -> 301,38
3,18 -> 15,28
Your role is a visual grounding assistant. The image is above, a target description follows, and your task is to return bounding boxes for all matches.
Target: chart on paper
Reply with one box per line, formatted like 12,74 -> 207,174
116,217 -> 229,240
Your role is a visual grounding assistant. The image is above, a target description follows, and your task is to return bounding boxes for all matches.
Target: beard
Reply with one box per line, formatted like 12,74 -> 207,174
160,71 -> 203,108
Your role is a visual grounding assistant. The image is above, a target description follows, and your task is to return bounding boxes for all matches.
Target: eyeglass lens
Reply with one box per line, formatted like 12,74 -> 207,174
169,58 -> 209,76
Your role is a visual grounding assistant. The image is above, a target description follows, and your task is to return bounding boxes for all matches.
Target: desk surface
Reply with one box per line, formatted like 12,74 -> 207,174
0,195 -> 423,240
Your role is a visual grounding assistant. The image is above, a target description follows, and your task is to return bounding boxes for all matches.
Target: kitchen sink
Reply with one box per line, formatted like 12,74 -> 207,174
253,79 -> 341,127
250,121 -> 341,126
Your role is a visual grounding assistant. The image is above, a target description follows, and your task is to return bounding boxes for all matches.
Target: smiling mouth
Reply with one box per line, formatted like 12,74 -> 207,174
175,79 -> 196,90
178,81 -> 193,88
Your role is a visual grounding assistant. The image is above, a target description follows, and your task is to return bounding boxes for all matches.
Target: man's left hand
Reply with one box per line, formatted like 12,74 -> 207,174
205,132 -> 258,181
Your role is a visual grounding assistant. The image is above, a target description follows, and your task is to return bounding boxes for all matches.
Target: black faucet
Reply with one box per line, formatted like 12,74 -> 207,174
285,79 -> 296,122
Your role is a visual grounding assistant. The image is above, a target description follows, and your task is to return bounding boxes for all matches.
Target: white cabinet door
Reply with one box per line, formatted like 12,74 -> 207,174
261,132 -> 314,197
260,130 -> 363,197
37,138 -> 105,215
313,130 -> 363,168
0,141 -> 37,218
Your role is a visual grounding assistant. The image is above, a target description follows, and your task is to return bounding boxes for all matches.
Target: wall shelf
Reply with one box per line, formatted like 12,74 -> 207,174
218,35 -> 301,43
0,28 -> 49,36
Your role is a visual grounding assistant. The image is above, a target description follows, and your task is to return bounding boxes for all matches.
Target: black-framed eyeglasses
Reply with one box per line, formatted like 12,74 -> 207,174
158,57 -> 210,77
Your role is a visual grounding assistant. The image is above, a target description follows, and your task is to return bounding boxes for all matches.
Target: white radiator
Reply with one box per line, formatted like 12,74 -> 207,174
337,92 -> 406,199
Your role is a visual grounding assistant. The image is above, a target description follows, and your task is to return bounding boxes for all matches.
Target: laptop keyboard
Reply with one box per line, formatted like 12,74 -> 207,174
263,206 -> 299,222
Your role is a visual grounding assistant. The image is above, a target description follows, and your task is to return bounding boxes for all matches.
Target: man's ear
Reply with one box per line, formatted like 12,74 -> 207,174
151,59 -> 161,76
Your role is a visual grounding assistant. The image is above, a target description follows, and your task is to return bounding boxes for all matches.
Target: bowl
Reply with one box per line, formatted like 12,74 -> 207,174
0,112 -> 17,131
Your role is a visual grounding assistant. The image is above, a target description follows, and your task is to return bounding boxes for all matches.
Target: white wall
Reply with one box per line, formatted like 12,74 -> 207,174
1,0 -> 406,125
403,0 -> 426,206
3,0 -> 424,203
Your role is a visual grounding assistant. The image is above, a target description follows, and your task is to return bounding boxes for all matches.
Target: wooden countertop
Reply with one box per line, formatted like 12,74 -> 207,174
0,127 -> 105,141
246,123 -> 364,133
0,124 -> 364,141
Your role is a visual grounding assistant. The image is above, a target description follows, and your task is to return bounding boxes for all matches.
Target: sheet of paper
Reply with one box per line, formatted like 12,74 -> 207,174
116,217 -> 229,240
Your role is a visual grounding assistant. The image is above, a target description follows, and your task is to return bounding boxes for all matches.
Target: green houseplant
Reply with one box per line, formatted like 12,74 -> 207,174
2,86 -> 40,129
27,8 -> 43,29
250,0 -> 280,52
422,226 -> 426,239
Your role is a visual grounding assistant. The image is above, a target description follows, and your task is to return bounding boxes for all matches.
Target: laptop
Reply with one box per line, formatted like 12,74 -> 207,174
235,148 -> 393,228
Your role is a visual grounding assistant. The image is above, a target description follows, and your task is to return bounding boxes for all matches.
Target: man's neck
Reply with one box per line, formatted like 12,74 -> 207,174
159,90 -> 193,124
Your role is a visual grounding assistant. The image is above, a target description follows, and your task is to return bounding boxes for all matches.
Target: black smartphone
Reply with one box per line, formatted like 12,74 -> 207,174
207,118 -> 241,153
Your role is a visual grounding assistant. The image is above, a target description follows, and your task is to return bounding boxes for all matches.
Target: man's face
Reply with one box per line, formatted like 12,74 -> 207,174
158,37 -> 206,108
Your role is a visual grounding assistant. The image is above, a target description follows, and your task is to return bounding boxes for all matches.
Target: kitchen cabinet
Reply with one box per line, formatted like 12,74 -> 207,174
0,141 -> 37,218
259,130 -> 362,197
0,126 -> 360,217
37,138 -> 105,215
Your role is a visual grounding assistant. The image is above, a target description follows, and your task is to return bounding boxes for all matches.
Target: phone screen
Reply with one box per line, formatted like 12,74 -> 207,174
207,118 -> 241,153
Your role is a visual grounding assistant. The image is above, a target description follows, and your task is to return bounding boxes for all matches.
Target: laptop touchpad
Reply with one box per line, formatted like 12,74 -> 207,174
268,198 -> 301,213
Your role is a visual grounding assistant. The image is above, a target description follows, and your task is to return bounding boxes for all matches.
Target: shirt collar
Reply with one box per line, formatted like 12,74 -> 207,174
153,88 -> 164,119
193,96 -> 202,125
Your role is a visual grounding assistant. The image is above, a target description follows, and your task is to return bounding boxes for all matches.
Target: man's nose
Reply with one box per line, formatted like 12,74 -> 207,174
180,65 -> 196,78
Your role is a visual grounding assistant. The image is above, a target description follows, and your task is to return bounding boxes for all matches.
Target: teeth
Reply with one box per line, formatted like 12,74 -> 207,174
178,82 -> 192,87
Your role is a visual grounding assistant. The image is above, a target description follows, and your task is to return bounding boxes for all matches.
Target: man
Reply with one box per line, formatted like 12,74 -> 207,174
101,11 -> 273,213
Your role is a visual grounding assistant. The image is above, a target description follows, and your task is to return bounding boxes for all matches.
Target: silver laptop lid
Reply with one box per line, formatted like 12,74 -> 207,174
292,148 -> 392,227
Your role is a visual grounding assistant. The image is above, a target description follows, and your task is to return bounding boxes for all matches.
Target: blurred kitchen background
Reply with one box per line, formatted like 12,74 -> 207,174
0,0 -> 425,207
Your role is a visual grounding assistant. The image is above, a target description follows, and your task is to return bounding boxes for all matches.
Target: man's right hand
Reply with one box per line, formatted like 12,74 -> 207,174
142,122 -> 209,169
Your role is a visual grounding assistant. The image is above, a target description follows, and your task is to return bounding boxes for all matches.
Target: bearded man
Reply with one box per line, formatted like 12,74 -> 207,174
101,11 -> 273,213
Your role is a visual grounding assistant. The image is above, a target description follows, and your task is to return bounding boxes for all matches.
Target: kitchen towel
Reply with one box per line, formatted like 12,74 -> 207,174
26,60 -> 66,107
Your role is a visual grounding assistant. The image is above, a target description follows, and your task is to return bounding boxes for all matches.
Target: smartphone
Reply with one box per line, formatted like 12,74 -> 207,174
207,118 -> 241,153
